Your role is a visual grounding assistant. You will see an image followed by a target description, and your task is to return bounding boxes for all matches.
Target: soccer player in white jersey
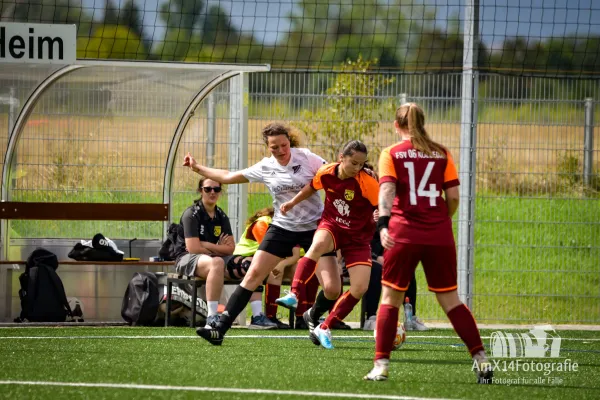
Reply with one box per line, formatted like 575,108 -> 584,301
184,122 -> 339,345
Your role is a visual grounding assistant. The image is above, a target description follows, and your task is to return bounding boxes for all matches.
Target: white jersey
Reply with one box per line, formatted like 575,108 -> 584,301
242,148 -> 326,231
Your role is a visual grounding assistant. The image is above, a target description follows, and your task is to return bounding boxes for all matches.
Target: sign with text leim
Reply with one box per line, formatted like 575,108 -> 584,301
0,22 -> 76,64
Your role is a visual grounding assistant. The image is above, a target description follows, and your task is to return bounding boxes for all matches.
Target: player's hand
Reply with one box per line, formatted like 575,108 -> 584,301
218,234 -> 234,246
199,241 -> 214,254
271,265 -> 283,277
380,228 -> 394,250
373,209 -> 379,222
280,202 -> 294,215
183,152 -> 198,171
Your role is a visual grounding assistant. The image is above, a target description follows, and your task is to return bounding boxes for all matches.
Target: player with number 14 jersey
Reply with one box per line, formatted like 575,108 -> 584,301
378,142 -> 459,246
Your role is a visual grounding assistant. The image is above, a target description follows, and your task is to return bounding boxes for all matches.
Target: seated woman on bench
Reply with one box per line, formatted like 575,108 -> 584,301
173,178 -> 235,329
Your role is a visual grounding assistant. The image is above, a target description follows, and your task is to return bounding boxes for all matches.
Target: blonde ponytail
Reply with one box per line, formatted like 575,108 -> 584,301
396,103 -> 446,157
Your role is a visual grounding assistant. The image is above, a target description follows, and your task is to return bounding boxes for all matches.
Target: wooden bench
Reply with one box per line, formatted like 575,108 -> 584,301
0,201 -> 171,322
0,201 -> 169,221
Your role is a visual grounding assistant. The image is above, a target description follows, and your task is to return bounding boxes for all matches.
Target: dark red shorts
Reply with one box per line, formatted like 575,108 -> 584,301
318,220 -> 372,268
382,243 -> 457,292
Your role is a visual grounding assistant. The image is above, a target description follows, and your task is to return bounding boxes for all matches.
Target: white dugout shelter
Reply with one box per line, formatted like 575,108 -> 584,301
0,59 -> 270,321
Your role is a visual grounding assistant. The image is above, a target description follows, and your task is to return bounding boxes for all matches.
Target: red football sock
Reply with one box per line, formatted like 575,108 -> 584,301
447,303 -> 484,356
305,274 -> 319,309
296,297 -> 307,317
375,304 -> 399,361
265,284 -> 280,318
321,291 -> 360,330
291,257 -> 317,296
297,274 -> 319,316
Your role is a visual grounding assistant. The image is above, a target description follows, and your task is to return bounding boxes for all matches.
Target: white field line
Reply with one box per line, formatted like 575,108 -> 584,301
0,334 -> 599,341
2,324 -> 599,330
0,380 -> 451,400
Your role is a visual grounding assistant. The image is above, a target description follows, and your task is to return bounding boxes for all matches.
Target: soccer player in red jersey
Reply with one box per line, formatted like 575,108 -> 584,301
364,103 -> 493,383
280,140 -> 379,349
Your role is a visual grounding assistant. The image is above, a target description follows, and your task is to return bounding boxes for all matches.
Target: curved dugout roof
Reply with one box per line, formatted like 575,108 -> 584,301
0,60 -> 270,206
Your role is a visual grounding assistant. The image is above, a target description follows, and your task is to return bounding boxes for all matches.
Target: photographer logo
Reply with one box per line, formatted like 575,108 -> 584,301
490,325 -> 561,358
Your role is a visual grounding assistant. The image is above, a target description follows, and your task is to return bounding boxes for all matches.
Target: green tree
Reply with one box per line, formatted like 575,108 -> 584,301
77,25 -> 146,59
282,0 -> 407,69
488,37 -> 546,99
1,0 -> 93,36
156,0 -> 253,63
103,0 -> 120,25
295,57 -> 395,162
120,0 -> 147,49
156,0 -> 204,60
202,5 -> 240,46
102,0 -> 149,55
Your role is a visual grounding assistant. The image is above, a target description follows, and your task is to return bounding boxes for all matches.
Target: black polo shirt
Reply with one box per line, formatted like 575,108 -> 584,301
174,201 -> 233,258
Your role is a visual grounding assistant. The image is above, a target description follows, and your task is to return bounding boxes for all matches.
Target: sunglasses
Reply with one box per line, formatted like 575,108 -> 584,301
202,186 -> 222,193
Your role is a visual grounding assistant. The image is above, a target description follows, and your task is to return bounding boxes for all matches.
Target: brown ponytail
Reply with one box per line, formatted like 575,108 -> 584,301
396,103 -> 447,157
245,207 -> 274,227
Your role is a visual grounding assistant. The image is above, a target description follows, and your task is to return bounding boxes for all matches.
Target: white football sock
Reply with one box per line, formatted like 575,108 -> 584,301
250,300 -> 263,317
207,301 -> 219,317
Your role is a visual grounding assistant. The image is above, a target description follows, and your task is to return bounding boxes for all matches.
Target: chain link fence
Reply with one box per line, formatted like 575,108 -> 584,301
0,70 -> 598,323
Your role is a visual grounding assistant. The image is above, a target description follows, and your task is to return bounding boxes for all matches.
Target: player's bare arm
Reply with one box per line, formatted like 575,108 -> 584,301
378,182 -> 395,250
185,237 -> 211,255
379,182 -> 395,218
184,152 -> 249,184
201,236 -> 235,256
444,186 -> 460,218
280,183 -> 317,215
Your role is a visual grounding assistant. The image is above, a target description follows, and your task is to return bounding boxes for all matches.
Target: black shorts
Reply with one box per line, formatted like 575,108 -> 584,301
258,224 -> 336,259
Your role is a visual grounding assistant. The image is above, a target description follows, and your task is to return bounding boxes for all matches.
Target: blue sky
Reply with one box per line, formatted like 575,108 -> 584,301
82,0 -> 600,48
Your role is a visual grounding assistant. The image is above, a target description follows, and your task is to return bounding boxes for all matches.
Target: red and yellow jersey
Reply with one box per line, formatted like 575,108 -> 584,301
379,141 -> 459,245
311,163 -> 378,240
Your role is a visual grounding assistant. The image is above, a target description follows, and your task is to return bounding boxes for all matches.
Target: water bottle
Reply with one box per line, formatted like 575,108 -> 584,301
404,296 -> 413,327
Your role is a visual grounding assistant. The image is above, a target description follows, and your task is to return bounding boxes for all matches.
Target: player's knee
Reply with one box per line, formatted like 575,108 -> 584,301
436,291 -> 461,313
214,257 -> 225,267
350,282 -> 368,297
310,241 -> 331,257
210,258 -> 225,275
323,287 -> 340,300
242,266 -> 265,287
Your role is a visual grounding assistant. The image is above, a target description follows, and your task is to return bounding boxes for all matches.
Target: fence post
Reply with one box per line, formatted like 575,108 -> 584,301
584,98 -> 594,186
2,87 -> 18,261
228,73 -> 248,241
0,87 -> 18,320
457,0 -> 479,309
8,87 -> 17,191
8,87 -> 16,136
206,93 -> 216,168
400,93 -> 407,104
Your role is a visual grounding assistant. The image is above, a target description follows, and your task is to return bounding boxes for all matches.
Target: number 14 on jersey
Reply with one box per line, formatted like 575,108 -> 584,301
404,161 -> 440,206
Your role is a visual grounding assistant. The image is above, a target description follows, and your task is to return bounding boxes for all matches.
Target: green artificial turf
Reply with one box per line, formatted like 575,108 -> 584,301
0,327 -> 598,399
